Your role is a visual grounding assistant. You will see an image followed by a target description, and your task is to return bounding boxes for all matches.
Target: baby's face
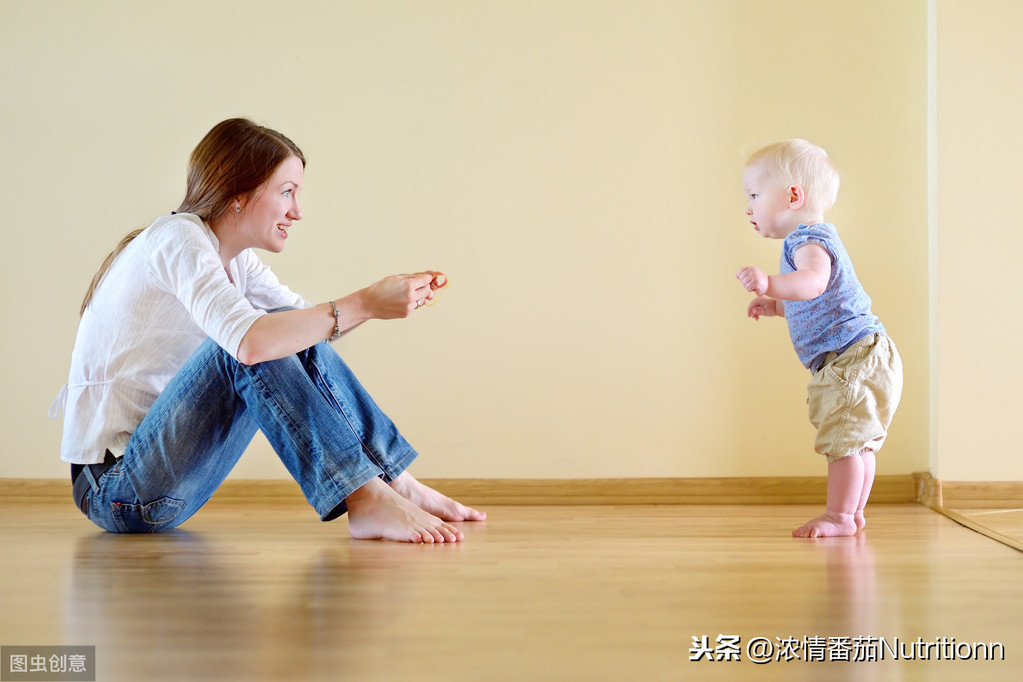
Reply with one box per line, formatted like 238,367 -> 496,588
742,162 -> 794,240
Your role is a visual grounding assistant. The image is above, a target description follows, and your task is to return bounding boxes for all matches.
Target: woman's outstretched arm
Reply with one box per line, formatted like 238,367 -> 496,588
235,272 -> 438,365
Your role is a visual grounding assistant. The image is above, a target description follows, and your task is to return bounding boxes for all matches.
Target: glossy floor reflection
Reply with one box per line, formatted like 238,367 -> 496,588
1,500 -> 1020,681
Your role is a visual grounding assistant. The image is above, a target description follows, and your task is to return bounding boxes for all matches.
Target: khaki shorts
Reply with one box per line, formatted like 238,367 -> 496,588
807,333 -> 903,463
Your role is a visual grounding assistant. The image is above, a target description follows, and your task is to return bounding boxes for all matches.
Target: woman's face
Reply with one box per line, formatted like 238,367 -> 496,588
240,155 -> 304,252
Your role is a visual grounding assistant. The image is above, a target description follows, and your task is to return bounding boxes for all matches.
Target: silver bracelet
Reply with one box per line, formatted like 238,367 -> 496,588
327,301 -> 342,342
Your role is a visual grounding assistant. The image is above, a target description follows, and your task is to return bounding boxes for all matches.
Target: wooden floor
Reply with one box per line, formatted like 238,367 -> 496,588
1,499 -> 1020,682
953,507 -> 1023,545
942,501 -> 1023,551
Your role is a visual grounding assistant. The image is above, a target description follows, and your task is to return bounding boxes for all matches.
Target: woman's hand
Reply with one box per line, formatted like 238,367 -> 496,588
362,272 -> 439,319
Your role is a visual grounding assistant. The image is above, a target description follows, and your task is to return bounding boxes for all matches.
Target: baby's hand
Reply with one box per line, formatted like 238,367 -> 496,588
747,296 -> 776,321
736,266 -> 768,296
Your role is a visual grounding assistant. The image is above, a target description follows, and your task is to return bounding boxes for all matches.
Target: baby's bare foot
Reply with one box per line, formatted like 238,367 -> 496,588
346,477 -> 464,543
390,471 -> 487,522
854,510 -> 866,531
793,511 -> 858,538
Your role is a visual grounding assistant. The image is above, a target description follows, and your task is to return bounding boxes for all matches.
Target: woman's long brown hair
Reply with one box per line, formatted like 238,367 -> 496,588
80,118 -> 306,315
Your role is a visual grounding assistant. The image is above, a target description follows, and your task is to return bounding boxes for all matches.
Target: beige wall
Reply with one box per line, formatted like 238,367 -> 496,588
0,0 -> 946,482
935,0 -> 1023,480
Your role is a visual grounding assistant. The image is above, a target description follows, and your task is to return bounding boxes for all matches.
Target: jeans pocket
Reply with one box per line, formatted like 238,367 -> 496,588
110,497 -> 187,533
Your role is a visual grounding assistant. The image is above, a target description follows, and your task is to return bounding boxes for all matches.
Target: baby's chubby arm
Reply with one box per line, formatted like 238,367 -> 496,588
737,243 -> 831,302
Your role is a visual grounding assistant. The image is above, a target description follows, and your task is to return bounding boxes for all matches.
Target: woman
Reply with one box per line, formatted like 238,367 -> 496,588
53,118 -> 484,543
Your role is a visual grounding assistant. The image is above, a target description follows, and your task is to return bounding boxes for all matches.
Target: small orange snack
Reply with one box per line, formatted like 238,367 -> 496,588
426,271 -> 448,306
430,272 -> 449,290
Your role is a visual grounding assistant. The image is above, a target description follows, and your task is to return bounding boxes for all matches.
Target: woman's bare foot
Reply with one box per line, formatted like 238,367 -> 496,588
793,511 -> 858,538
346,477 -> 464,543
389,471 -> 487,522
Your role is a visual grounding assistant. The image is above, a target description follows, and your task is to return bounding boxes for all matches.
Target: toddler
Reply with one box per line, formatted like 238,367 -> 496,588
736,139 -> 903,538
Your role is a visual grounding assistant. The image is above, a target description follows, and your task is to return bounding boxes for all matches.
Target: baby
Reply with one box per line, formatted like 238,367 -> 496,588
736,139 -> 903,538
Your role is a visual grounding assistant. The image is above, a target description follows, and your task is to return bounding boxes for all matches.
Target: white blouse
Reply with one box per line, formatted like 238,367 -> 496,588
51,213 -> 310,464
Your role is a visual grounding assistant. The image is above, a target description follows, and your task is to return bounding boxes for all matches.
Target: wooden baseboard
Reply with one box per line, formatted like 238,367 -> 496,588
938,481 -> 1023,509
413,475 -> 921,505
910,474 -> 1023,509
8,474 -> 1020,507
913,471 -> 943,508
0,474 -> 920,505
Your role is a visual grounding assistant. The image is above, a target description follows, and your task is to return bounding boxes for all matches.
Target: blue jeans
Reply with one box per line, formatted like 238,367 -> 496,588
81,339 -> 418,533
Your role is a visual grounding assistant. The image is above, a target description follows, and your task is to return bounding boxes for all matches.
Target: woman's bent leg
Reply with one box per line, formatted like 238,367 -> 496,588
196,344 -> 392,520
88,339 -> 470,541
88,340 -> 260,533
238,346 -> 464,541
297,343 -> 418,483
91,340 -> 385,532
303,343 -> 485,522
